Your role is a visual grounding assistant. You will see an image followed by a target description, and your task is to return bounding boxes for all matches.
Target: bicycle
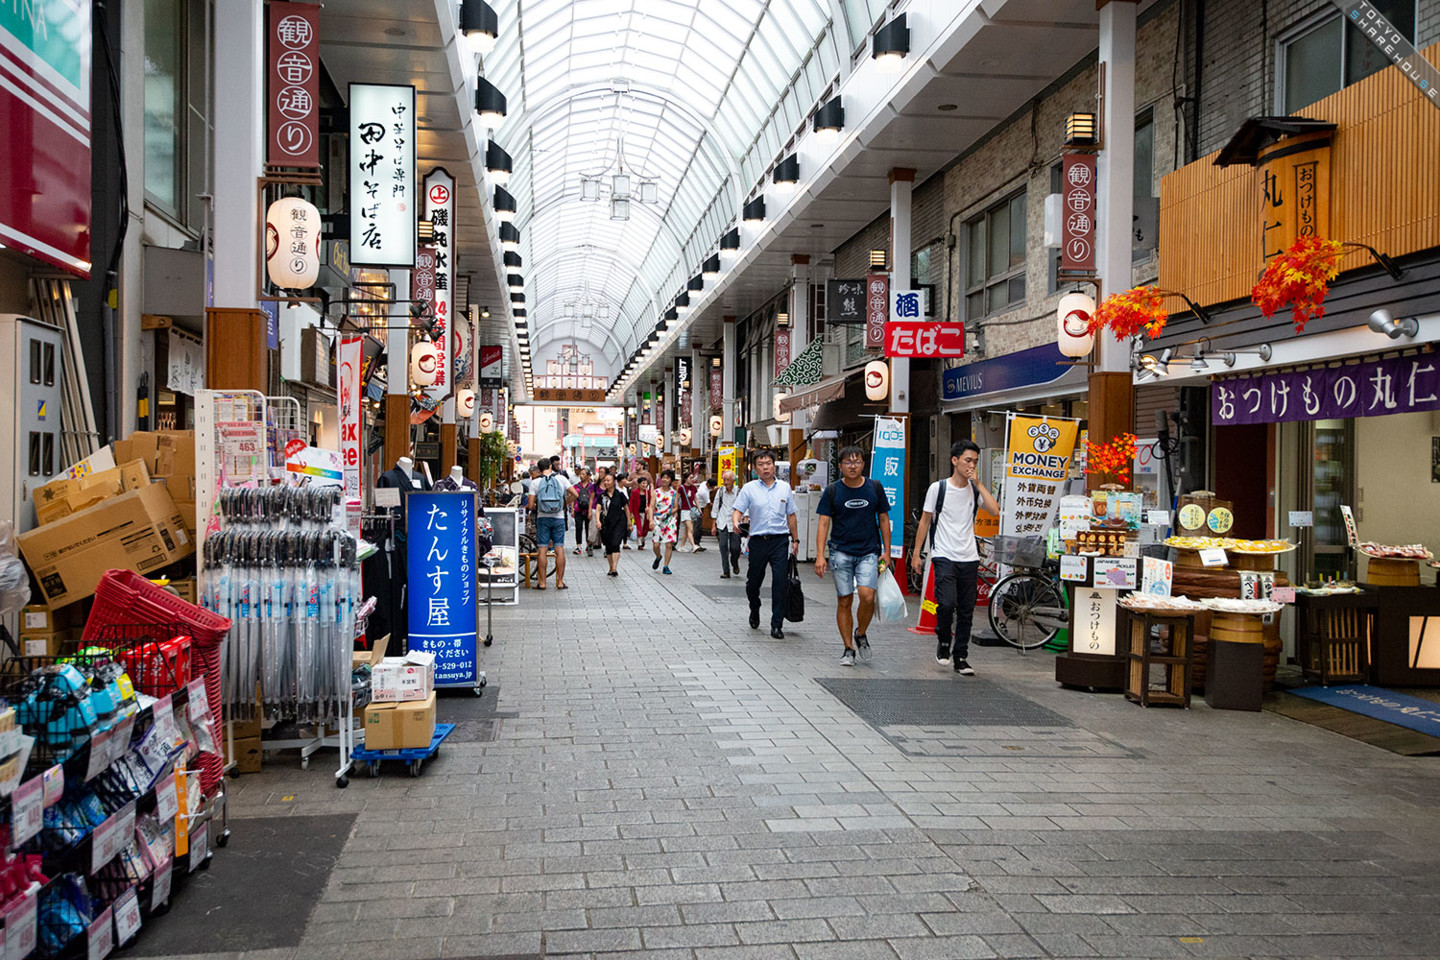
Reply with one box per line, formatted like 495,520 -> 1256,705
987,536 -> 1069,651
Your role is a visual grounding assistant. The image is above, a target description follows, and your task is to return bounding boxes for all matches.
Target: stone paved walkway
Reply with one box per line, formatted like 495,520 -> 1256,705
164,549 -> 1440,959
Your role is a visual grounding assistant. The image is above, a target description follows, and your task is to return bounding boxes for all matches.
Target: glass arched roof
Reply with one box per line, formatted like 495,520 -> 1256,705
481,0 -> 849,368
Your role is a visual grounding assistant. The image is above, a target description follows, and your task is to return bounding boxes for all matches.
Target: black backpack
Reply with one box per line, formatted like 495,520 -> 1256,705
928,479 -> 982,551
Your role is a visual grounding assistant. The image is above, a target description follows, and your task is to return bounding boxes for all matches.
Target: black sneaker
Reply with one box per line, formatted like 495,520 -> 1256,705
653,556 -> 661,570
770,627 -> 785,639
936,644 -> 951,665
954,659 -> 975,676
749,610 -> 761,630
855,633 -> 871,661
840,648 -> 856,667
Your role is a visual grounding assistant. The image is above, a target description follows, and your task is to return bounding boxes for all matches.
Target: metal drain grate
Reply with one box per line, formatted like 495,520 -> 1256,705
816,677 -> 1075,728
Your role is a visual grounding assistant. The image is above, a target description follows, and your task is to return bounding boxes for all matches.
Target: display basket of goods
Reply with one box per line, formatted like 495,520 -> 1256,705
1118,594 -> 1205,613
1224,539 -> 1296,571
991,535 -> 1048,569
1165,535 -> 1226,567
1358,542 -> 1432,587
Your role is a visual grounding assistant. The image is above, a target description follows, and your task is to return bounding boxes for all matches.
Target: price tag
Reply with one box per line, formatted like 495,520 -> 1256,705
1093,557 -> 1139,590
91,813 -> 118,873
1142,557 -> 1174,597
152,696 -> 178,746
110,716 -> 135,767
112,887 -> 141,945
151,858 -> 172,909
1060,555 -> 1088,582
1340,505 -> 1359,546
4,889 -> 35,960
1199,547 -> 1228,568
186,678 -> 210,722
41,765 -> 63,807
1145,509 -> 1171,527
116,801 -> 136,851
85,728 -> 113,782
11,777 -> 43,849
1288,510 -> 1313,528
1273,586 -> 1296,604
155,772 -> 178,823
374,487 -> 401,508
87,908 -> 113,960
189,821 -> 209,873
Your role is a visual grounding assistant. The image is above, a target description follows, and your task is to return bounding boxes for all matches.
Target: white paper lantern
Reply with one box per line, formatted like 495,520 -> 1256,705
773,392 -> 791,424
410,340 -> 439,387
1056,292 -> 1096,358
479,411 -> 495,432
457,389 -> 476,418
864,359 -> 889,402
679,427 -> 693,447
265,196 -> 321,289
709,414 -> 723,437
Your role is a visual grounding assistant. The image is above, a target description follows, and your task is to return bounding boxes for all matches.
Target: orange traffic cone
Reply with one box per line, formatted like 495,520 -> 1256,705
907,562 -> 938,635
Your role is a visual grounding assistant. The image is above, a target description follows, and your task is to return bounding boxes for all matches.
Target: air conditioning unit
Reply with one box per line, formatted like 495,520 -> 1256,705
822,338 -> 844,377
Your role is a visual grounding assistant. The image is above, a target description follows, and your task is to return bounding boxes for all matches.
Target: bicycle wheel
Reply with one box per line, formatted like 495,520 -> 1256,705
988,573 -> 1068,650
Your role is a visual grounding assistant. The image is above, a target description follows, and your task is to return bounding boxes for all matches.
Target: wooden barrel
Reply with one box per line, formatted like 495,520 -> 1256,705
1173,567 -> 1290,692
1170,547 -> 1208,569
1230,552 -> 1278,572
1366,557 -> 1421,587
1210,611 -> 1264,643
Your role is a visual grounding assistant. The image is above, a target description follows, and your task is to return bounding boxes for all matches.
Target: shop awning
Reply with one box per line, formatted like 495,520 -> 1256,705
779,373 -> 848,413
773,339 -> 825,387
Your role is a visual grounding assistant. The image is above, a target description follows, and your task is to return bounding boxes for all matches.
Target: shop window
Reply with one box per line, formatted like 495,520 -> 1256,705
144,0 -> 185,214
1279,2 -> 1416,113
1134,110 -> 1157,262
964,192 -> 1027,320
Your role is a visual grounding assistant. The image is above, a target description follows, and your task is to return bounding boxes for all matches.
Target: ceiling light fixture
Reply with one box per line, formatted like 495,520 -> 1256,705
460,0 -> 498,55
507,273 -> 524,292
493,185 -> 516,222
687,274 -> 704,293
475,77 -> 507,127
702,254 -> 721,278
1368,308 -> 1420,340
480,307 -> 490,319
872,14 -> 910,72
503,251 -> 522,268
1064,111 -> 1098,147
772,154 -> 800,194
416,218 -> 435,242
720,228 -> 741,257
485,140 -> 512,184
675,291 -> 690,315
578,135 -> 660,222
813,97 -> 845,141
742,196 -> 766,222
499,222 -> 519,251
869,249 -> 888,269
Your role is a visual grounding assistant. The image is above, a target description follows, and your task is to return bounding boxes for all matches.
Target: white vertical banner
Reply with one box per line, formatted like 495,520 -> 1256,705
423,167 -> 455,402
338,336 -> 363,536
348,84 -> 416,267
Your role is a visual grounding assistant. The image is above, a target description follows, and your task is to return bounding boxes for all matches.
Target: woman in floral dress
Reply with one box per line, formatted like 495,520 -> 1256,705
648,469 -> 680,574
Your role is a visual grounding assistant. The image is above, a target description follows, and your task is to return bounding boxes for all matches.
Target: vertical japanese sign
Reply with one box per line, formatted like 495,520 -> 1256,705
407,492 -> 479,687
709,365 -> 723,409
774,325 -> 792,380
452,313 -> 474,389
1259,142 -> 1331,260
1061,153 -> 1096,274
826,280 -> 866,323
338,336 -> 363,534
676,358 -> 691,427
1000,414 -> 1080,540
411,246 -> 436,311
1075,589 -> 1117,656
349,83 -> 416,267
423,168 -> 455,399
0,0 -> 92,276
267,2 -> 319,167
870,417 -> 905,559
865,274 -> 889,350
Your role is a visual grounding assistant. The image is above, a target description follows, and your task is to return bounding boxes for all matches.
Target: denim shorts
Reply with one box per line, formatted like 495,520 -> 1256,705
830,550 -> 879,597
536,516 -> 567,547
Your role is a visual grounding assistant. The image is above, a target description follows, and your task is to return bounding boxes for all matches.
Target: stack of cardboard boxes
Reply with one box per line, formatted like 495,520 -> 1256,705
16,430 -> 197,611
363,651 -> 437,750
15,604 -> 77,658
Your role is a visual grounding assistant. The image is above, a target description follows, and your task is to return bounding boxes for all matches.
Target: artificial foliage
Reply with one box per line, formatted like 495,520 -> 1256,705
1084,432 -> 1137,485
1251,236 -> 1345,333
1086,286 -> 1169,341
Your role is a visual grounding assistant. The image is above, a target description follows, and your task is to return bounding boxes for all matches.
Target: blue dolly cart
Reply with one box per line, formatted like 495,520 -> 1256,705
353,722 -> 455,777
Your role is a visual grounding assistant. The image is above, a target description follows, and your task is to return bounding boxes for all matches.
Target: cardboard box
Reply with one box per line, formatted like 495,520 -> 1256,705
17,483 -> 195,608
153,474 -> 196,500
34,460 -> 151,525
156,431 -> 195,477
362,692 -> 436,751
18,605 -> 54,636
370,651 -> 435,703
172,499 -> 196,538
165,577 -> 197,605
227,735 -> 263,774
353,632 -> 390,670
21,630 -> 69,658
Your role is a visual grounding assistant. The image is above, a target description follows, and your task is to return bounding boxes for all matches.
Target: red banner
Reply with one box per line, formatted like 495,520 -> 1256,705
1061,152 -> 1096,274
267,2 -> 320,167
882,321 -> 965,358
709,367 -> 723,410
774,326 -> 792,380
411,246 -> 436,310
865,274 -> 889,350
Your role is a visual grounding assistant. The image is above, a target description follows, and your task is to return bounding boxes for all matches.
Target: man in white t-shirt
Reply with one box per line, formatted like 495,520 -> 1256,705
911,440 -> 999,675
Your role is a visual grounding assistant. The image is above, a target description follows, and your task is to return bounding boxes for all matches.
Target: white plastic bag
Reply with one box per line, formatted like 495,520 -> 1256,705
876,565 -> 908,623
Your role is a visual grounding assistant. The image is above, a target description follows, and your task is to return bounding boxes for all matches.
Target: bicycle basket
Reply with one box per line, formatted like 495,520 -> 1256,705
992,535 -> 1047,568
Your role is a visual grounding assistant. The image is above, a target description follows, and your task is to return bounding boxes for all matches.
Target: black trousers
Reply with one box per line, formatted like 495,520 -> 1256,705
933,558 -> 980,660
717,530 -> 742,573
746,534 -> 790,629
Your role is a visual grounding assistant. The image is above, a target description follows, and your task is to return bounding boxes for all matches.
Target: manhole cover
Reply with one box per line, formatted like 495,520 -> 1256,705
816,677 -> 1074,728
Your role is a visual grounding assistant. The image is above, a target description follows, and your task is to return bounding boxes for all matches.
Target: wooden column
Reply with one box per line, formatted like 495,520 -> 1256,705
468,432 -> 481,485
384,395 -> 411,469
204,308 -> 269,391
441,423 -> 458,471
1085,371 -> 1135,492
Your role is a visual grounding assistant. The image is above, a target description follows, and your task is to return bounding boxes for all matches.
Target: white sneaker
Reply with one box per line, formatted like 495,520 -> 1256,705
840,648 -> 856,667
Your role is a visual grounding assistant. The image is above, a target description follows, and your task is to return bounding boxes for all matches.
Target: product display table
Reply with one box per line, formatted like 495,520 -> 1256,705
1120,608 -> 1196,708
1295,589 -> 1375,686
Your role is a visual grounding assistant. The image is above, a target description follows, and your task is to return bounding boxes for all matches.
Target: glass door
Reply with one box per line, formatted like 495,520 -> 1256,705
1296,418 -> 1356,582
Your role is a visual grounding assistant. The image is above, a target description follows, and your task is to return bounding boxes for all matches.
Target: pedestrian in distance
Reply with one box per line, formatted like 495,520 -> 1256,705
594,470 -> 630,577
628,474 -> 651,550
572,468 -> 593,556
911,440 -> 999,675
711,470 -> 743,578
690,469 -> 709,552
528,458 -> 576,590
815,446 -> 892,667
649,469 -> 681,574
731,449 -> 798,639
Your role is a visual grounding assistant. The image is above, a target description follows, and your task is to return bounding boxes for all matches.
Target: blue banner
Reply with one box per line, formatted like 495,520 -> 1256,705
871,417 -> 905,559
407,491 -> 479,687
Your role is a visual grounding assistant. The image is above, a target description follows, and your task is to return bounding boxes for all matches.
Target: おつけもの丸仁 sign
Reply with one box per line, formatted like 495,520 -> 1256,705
407,491 -> 479,687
